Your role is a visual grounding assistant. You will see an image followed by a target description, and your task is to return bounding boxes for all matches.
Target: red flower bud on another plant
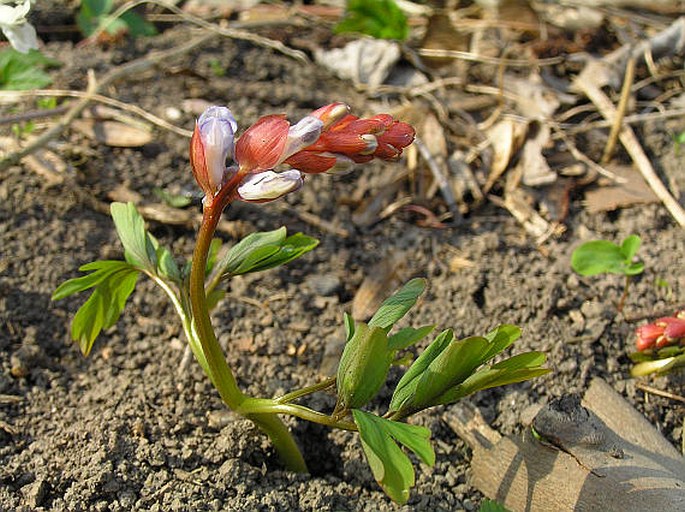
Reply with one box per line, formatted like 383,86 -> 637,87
635,310 -> 685,351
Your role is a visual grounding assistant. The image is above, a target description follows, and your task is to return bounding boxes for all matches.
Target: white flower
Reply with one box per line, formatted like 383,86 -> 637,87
0,0 -> 38,53
237,170 -> 303,203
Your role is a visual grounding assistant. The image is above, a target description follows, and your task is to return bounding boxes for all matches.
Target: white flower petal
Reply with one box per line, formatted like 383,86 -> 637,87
2,21 -> 37,53
238,170 -> 303,202
281,115 -> 323,161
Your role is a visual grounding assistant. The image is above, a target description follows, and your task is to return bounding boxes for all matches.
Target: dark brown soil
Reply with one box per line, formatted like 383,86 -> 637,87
1,12 -> 684,512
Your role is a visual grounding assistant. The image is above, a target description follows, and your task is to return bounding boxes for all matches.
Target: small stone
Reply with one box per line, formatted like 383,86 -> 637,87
22,478 -> 49,508
306,274 -> 341,296
207,409 -> 234,430
165,106 -> 182,121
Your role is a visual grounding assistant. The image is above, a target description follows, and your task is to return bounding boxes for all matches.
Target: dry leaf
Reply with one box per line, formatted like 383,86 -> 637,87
315,39 -> 401,90
72,120 -> 153,147
420,13 -> 468,69
518,125 -> 556,187
485,119 -> 528,191
584,164 -> 658,213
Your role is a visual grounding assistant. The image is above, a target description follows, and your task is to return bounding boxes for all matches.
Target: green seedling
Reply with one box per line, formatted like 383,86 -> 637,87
571,234 -> 644,312
77,0 -> 156,40
0,48 -> 59,90
335,0 -> 409,41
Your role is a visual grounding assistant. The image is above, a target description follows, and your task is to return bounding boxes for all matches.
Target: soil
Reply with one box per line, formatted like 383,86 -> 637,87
1,8 -> 684,512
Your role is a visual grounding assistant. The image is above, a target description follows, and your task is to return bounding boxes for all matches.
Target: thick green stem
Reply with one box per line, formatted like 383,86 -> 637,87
188,198 -> 307,473
189,205 -> 246,409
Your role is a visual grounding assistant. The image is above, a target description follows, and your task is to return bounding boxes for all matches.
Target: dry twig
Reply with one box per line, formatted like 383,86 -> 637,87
575,75 -> 685,227
636,382 -> 685,404
0,32 -> 215,171
602,57 -> 636,164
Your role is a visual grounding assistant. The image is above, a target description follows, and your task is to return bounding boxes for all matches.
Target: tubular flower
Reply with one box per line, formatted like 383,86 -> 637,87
190,106 -> 237,198
635,310 -> 685,351
190,102 -> 415,204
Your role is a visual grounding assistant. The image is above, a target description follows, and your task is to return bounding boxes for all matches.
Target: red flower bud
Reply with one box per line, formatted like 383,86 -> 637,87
234,115 -> 289,172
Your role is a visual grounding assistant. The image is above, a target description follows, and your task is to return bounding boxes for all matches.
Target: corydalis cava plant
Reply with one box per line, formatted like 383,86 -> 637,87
54,103 -> 549,504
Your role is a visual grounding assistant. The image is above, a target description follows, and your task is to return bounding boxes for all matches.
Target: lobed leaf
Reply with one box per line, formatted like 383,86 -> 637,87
70,266 -> 140,355
352,409 -> 434,505
52,260 -> 135,301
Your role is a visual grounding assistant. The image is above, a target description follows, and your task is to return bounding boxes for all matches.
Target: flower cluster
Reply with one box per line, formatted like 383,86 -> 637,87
0,0 -> 38,53
635,310 -> 685,351
189,102 -> 415,206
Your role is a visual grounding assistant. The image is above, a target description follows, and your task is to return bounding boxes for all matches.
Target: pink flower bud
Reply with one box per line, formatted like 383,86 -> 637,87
635,323 -> 664,351
309,102 -> 351,129
234,115 -> 290,172
635,310 -> 685,351
237,169 -> 303,203
190,106 -> 237,197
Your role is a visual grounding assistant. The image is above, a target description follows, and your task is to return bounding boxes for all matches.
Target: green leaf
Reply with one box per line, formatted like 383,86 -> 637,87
387,325 -> 435,351
206,238 -> 222,276
206,289 -> 226,312
120,11 -> 157,37
216,228 -> 286,275
337,323 -> 393,410
344,312 -> 355,342
407,335 -> 490,411
156,244 -> 180,282
52,260 -> 135,300
571,235 -> 644,277
335,0 -> 409,41
353,410 -> 434,504
110,202 -> 156,271
620,234 -> 641,261
369,278 -> 426,331
153,187 -> 193,208
479,499 -> 511,512
436,352 -> 550,404
215,228 -> 318,277
480,324 -> 522,363
389,329 -> 454,413
0,49 -> 59,90
571,240 -> 625,276
69,266 -> 140,355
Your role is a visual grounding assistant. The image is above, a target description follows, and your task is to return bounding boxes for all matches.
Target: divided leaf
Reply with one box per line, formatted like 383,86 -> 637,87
390,326 -> 549,417
53,261 -> 140,355
352,409 -> 434,505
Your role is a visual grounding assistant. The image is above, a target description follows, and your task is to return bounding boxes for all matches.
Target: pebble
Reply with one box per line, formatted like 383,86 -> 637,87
207,409 -> 234,430
21,478 -> 48,508
306,274 -> 341,296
